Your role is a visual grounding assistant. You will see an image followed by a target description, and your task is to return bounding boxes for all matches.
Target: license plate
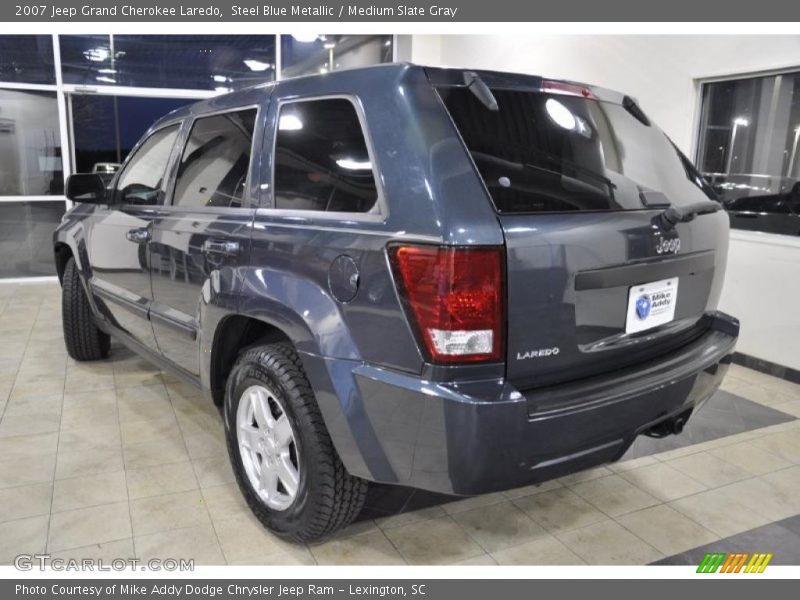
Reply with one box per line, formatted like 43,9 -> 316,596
625,277 -> 679,334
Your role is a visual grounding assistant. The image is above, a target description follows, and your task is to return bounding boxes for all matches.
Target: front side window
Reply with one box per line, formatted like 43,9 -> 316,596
273,98 -> 378,213
115,124 -> 179,206
172,109 -> 257,209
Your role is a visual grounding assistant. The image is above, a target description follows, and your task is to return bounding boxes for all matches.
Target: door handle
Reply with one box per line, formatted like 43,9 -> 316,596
126,227 -> 151,244
202,239 -> 240,257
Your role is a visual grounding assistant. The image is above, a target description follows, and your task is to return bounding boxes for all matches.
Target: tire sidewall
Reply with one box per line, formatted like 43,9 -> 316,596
224,351 -> 315,536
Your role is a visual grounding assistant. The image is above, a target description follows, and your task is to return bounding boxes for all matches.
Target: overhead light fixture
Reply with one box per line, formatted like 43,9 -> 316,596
292,33 -> 319,43
336,158 -> 372,170
323,42 -> 336,49
243,59 -> 272,72
319,67 -> 328,74
84,47 -> 110,62
97,68 -> 117,74
384,40 -> 392,47
214,86 -> 232,93
279,114 -> 303,131
95,76 -> 116,83
212,75 -> 229,83
733,117 -> 750,127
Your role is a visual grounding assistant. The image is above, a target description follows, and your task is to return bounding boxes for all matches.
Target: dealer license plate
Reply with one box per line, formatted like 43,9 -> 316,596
625,277 -> 679,334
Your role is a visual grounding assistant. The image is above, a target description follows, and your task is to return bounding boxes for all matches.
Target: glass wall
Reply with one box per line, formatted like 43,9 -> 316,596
60,35 -> 277,91
0,89 -> 63,195
697,71 -> 800,236
71,95 -> 193,173
281,35 -> 393,78
0,35 -> 55,84
0,34 -> 395,279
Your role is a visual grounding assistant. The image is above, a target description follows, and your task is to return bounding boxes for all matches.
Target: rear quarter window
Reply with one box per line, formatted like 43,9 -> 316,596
273,98 -> 378,214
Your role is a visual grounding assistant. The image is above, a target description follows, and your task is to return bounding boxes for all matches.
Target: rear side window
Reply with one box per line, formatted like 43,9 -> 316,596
115,125 -> 180,206
172,109 -> 257,209
437,86 -> 716,214
273,98 -> 378,213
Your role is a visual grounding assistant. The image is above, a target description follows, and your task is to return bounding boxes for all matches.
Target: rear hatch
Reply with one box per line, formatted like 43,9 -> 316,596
433,71 -> 728,392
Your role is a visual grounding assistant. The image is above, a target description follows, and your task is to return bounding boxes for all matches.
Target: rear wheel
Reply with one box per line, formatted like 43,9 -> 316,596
61,257 -> 110,361
224,343 -> 368,541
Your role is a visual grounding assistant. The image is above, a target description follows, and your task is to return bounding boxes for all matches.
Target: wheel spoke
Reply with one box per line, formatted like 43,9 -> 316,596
260,465 -> 279,498
276,452 -> 299,498
274,414 -> 294,447
238,425 -> 260,451
251,389 -> 274,430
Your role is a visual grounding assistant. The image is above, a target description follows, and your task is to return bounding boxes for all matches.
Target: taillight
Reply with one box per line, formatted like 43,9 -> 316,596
389,244 -> 505,363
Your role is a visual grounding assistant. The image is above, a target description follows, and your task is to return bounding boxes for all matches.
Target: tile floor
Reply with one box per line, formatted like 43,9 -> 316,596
1,281 -> 800,566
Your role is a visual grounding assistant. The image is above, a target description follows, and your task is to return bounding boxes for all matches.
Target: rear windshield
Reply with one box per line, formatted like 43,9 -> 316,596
436,86 -> 716,214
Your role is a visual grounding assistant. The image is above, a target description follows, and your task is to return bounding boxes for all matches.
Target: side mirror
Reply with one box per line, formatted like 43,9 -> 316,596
66,173 -> 108,204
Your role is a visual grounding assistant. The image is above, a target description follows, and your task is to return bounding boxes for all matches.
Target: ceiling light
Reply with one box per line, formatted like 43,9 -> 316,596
292,34 -> 319,43
84,47 -> 110,62
243,59 -> 272,72
95,76 -> 116,83
733,117 -> 750,127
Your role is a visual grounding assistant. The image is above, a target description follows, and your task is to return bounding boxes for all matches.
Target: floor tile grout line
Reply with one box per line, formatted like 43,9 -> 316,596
171,390 -> 230,566
43,310 -> 67,556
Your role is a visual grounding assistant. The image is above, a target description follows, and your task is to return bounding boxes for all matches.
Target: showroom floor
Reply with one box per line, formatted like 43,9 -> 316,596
1,282 -> 800,566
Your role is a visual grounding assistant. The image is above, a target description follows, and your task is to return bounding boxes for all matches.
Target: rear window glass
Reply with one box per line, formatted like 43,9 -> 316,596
437,86 -> 716,214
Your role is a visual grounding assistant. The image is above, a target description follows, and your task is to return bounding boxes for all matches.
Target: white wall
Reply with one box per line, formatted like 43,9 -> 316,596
411,35 -> 800,157
718,231 -> 800,371
410,34 -> 800,369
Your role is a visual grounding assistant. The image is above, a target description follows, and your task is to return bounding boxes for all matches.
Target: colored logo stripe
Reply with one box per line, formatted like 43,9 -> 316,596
696,552 -> 773,573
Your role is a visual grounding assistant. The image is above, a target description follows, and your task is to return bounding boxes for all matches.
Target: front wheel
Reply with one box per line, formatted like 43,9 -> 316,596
224,343 -> 367,541
61,257 -> 110,361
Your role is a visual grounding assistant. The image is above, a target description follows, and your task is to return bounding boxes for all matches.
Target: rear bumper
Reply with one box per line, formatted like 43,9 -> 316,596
301,311 -> 739,496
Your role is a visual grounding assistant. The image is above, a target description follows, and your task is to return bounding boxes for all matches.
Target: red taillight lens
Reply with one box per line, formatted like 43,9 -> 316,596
541,80 -> 596,99
389,245 -> 504,363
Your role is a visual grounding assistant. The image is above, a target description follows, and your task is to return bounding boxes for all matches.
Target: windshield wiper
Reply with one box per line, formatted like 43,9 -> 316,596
463,71 -> 499,112
659,200 -> 722,229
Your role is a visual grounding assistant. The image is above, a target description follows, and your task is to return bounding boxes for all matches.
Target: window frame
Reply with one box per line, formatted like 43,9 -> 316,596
266,93 -> 387,221
112,121 -> 184,208
165,104 -> 262,213
161,103 -> 263,214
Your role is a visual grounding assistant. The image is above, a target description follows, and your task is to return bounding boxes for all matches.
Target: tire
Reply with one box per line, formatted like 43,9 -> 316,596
61,257 -> 110,361
224,342 -> 368,542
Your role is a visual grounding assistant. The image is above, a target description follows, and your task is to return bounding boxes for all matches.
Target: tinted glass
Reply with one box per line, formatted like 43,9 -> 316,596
697,72 -> 800,236
0,35 -> 55,84
280,35 -> 392,78
0,201 -> 65,277
0,89 -> 63,195
173,109 -> 257,209
274,99 -> 378,213
71,95 -> 192,174
437,87 -> 715,214
115,125 -> 179,206
60,35 -> 276,90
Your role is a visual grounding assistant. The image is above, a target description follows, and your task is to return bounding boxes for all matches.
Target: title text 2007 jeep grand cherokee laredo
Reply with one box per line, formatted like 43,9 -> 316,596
55,64 -> 739,541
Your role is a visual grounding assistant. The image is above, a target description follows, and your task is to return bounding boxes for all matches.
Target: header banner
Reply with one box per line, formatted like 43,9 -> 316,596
3,0 -> 800,22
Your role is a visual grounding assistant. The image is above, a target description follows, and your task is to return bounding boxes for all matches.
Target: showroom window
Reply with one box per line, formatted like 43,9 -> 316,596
172,109 -> 257,209
59,35 -> 277,91
0,35 -> 56,84
280,35 -> 393,78
70,94 -> 193,174
273,99 -> 378,213
696,70 -> 800,236
0,89 -> 63,196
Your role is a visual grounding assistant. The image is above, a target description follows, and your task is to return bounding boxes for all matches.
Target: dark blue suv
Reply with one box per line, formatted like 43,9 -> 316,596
55,64 -> 739,541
